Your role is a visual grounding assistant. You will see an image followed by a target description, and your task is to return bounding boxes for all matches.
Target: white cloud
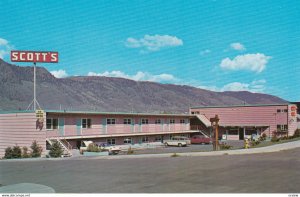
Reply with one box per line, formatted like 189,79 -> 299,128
200,49 -> 211,56
125,34 -> 183,52
220,53 -> 271,73
221,79 -> 266,93
0,38 -> 8,46
230,42 -> 246,51
88,71 -> 177,83
198,79 -> 266,93
0,38 -> 12,59
50,70 -> 68,78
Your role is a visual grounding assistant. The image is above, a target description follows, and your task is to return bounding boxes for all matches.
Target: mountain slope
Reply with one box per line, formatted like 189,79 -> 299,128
0,59 -> 288,113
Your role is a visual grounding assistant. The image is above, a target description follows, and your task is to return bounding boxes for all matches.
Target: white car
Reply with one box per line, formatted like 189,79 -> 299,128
163,137 -> 188,147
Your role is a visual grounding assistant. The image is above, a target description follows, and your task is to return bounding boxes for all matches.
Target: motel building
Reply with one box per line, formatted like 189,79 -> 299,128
190,104 -> 298,140
0,103 -> 298,157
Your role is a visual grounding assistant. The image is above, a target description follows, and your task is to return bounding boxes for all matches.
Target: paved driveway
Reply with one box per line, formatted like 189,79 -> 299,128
0,147 -> 299,193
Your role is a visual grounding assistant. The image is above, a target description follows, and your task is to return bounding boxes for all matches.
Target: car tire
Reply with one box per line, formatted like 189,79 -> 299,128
164,142 -> 168,147
178,143 -> 182,147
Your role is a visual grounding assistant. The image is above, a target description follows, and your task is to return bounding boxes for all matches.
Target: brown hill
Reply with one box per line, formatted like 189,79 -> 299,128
0,59 -> 288,113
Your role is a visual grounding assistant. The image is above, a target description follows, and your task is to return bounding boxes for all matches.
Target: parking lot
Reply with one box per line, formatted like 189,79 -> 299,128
0,147 -> 299,193
120,140 -> 244,155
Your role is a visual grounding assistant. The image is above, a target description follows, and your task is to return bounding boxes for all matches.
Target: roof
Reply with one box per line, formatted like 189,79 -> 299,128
190,103 -> 291,109
45,110 -> 193,117
0,109 -> 192,117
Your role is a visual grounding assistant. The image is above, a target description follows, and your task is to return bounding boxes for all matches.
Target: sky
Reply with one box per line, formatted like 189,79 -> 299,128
0,0 -> 299,101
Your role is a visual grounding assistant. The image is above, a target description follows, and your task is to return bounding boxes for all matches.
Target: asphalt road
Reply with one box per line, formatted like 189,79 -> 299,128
1,148 -> 300,193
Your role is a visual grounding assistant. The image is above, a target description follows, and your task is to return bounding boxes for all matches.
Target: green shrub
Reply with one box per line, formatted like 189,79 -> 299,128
293,129 -> 300,138
4,147 -> 13,159
259,133 -> 267,141
12,145 -> 22,158
219,143 -> 232,150
30,140 -> 43,157
251,140 -> 260,146
87,143 -> 100,152
271,136 -> 280,142
127,147 -> 134,155
280,136 -> 288,141
171,153 -> 180,157
22,147 -> 31,158
49,141 -> 64,158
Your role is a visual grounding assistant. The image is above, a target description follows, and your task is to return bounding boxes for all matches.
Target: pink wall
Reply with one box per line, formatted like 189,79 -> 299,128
0,112 -> 46,158
190,104 -> 297,137
46,113 -> 191,138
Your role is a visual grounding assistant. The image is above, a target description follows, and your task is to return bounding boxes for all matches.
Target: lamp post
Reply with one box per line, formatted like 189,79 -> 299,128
210,115 -> 220,151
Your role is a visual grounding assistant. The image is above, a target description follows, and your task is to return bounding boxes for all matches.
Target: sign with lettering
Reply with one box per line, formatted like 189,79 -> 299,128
35,110 -> 44,119
11,51 -> 58,63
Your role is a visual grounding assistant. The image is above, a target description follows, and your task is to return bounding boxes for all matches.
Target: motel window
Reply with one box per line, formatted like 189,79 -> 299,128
191,112 -> 195,114
277,125 -> 288,131
245,130 -> 257,136
169,119 -> 175,124
228,130 -> 238,135
180,119 -> 185,124
46,118 -> 58,130
124,138 -> 132,144
141,119 -> 148,124
82,118 -> 91,129
107,118 -> 116,125
277,109 -> 288,113
154,136 -> 162,142
123,118 -> 132,124
155,119 -> 161,124
107,138 -> 116,145
141,136 -> 149,143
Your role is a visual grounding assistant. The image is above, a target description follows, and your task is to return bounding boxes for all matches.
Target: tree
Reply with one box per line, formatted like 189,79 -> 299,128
49,141 -> 64,158
4,147 -> 13,159
30,140 -> 43,157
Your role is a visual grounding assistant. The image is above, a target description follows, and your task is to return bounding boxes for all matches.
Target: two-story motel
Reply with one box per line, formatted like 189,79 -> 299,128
0,103 -> 298,157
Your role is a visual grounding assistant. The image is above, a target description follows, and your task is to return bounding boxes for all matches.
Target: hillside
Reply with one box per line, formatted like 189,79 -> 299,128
0,59 -> 288,113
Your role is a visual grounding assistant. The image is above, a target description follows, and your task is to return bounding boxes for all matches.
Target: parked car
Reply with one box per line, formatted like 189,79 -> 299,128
191,135 -> 212,144
163,137 -> 188,147
171,136 -> 191,144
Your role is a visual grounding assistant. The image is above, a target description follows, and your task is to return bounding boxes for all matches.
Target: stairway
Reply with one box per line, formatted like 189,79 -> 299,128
46,138 -> 72,157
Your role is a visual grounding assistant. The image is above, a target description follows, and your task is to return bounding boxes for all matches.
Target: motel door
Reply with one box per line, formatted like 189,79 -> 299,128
239,128 -> 244,140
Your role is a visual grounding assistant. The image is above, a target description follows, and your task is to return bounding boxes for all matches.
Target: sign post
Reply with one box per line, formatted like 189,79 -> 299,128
10,50 -> 59,110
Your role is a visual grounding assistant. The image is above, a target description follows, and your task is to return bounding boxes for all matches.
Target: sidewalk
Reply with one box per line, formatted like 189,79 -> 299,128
1,140 -> 300,162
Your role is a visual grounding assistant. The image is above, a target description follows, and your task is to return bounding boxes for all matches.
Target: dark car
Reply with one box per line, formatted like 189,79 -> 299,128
191,135 -> 212,144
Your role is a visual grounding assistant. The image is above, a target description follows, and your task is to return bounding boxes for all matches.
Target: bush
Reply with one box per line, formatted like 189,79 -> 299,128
87,143 -> 100,152
30,140 -> 43,157
22,147 -> 31,158
271,136 -> 280,142
127,147 -> 134,154
49,141 -> 64,158
171,153 -> 180,157
251,140 -> 260,146
293,129 -> 300,138
259,133 -> 267,141
280,136 -> 288,141
4,147 -> 13,159
12,145 -> 22,158
219,143 -> 232,150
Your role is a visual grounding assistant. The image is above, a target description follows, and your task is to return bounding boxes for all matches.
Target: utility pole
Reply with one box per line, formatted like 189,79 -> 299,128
210,114 -> 220,151
27,62 -> 41,111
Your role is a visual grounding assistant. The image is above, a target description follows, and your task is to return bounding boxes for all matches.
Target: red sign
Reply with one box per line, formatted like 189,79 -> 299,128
10,51 -> 58,63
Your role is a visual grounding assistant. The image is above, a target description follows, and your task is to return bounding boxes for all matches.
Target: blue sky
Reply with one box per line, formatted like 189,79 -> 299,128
0,0 -> 299,101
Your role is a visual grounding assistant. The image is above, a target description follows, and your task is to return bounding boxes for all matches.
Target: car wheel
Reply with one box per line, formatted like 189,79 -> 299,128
178,143 -> 182,147
164,142 -> 168,147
